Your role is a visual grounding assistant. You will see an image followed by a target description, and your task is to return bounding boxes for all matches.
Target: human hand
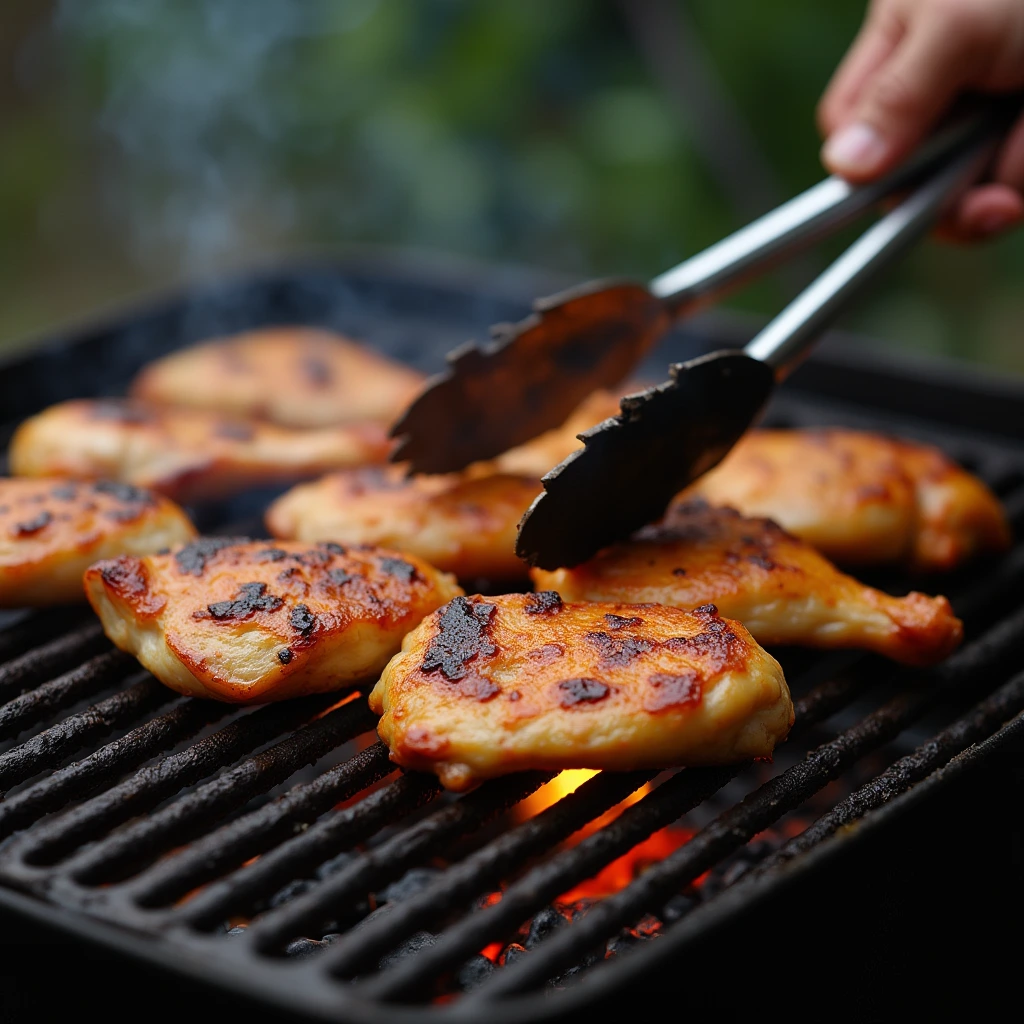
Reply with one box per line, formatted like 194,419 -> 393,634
818,0 -> 1024,240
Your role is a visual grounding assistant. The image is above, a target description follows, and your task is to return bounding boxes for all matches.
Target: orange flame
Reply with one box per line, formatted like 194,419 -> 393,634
514,770 -> 600,821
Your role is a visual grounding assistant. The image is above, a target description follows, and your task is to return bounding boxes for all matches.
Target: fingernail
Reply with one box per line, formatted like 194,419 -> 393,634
822,123 -> 888,175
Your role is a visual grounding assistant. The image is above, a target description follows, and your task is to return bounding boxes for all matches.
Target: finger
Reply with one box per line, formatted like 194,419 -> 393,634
939,183 -> 1024,242
822,14 -> 992,180
818,2 -> 904,136
993,113 -> 1024,193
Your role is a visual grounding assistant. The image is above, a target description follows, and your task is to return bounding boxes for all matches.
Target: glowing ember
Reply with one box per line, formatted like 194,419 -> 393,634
556,824 -> 696,902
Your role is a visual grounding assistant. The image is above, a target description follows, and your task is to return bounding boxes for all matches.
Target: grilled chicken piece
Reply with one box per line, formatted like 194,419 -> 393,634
371,593 -> 792,791
532,501 -> 963,667
493,389 -> 624,477
265,387 -> 639,580
688,429 -> 1010,571
266,466 -> 540,582
84,538 -> 461,703
0,478 -> 195,607
130,326 -> 425,428
9,399 -> 391,503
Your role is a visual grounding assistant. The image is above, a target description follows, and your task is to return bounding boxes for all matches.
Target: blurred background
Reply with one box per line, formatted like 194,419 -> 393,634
1,0 -> 1022,370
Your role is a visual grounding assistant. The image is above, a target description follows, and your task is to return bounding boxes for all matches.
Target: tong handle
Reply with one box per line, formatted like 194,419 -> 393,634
743,134 -> 998,374
649,98 -> 1018,311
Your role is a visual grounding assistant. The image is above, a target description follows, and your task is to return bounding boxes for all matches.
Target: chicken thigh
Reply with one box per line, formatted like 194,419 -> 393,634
371,593 -> 792,791
266,466 -> 540,582
688,429 -> 1010,571
0,477 -> 195,607
85,538 -> 461,703
9,399 -> 390,502
532,500 -> 963,666
130,326 -> 424,428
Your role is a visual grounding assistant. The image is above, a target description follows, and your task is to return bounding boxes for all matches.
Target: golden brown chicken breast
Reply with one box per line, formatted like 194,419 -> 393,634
493,389 -> 624,477
9,399 -> 391,503
688,429 -> 1010,571
0,478 -> 196,607
371,593 -> 792,791
266,466 -> 540,582
84,539 -> 462,703
532,501 -> 963,667
130,327 -> 424,428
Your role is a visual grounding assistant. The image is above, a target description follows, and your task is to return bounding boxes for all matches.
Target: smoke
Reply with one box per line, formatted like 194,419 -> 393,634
53,0 -> 372,273
40,2 -> 691,290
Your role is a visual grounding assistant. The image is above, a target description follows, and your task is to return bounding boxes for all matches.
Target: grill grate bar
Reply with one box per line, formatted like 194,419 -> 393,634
0,623 -> 108,702
130,740 -> 395,909
0,649 -> 135,742
753,667 -> 1024,877
354,766 -> 736,999
469,605 -> 1024,999
604,671 -> 1024,1007
0,697 -> 233,841
249,643 -> 877,960
0,609 -> 89,665
315,771 -> 656,978
63,698 -> 379,885
0,672 -> 170,795
348,654 -> 874,998
178,772 -> 445,932
243,772 -> 554,952
14,693 -> 345,868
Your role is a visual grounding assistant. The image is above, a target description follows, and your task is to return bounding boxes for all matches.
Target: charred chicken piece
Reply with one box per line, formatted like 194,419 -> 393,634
130,326 -> 425,428
370,593 -> 792,792
9,399 -> 391,503
84,538 -> 461,703
266,465 -> 541,582
532,500 -> 963,667
688,428 -> 1010,571
0,477 -> 196,607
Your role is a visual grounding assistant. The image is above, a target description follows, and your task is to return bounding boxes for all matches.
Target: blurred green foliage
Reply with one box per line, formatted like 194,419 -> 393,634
0,0 -> 1022,370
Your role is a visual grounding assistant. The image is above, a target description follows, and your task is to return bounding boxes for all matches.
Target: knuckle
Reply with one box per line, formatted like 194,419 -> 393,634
868,69 -> 922,120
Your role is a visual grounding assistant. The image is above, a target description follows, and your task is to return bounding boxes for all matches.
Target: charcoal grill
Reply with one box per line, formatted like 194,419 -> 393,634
0,254 -> 1021,1021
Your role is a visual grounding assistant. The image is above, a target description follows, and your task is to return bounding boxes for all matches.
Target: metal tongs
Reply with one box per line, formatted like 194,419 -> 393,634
392,97 -> 1022,569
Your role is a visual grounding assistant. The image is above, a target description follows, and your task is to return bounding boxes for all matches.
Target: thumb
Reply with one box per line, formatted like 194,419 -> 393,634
822,14 -> 986,180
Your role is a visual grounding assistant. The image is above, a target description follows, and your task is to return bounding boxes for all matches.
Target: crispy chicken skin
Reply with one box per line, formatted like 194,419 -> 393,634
494,389 -> 624,477
266,466 -> 541,581
129,327 -> 425,428
688,429 -> 1010,571
9,399 -> 391,502
0,478 -> 196,607
370,593 -> 792,791
84,539 -> 462,703
532,501 -> 963,667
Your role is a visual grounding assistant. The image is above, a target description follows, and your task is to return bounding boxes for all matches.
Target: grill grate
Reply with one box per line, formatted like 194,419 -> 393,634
0,262 -> 1022,1021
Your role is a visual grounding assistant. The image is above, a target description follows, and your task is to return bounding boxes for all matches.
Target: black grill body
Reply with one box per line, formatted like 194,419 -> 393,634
0,257 -> 1021,1022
